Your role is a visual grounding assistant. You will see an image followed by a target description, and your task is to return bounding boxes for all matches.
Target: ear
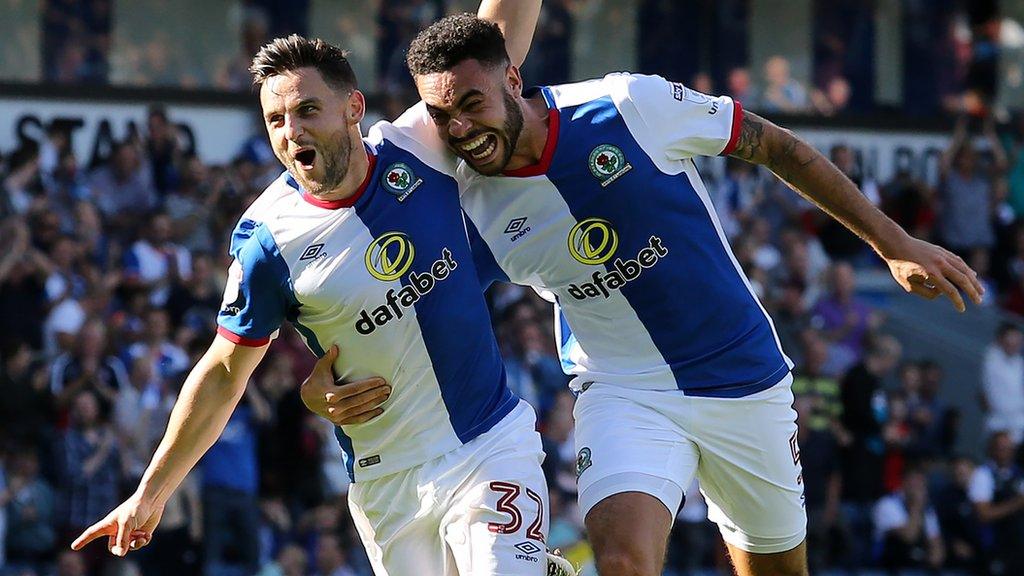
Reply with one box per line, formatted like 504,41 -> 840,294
505,65 -> 523,97
347,90 -> 366,125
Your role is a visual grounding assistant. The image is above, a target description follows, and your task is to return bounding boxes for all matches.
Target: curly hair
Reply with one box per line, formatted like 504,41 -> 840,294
406,13 -> 509,76
249,34 -> 357,91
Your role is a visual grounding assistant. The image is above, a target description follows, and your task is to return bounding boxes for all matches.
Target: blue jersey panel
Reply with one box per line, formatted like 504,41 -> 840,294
549,94 -> 789,396
465,212 -> 509,290
217,219 -> 293,342
355,141 -> 516,442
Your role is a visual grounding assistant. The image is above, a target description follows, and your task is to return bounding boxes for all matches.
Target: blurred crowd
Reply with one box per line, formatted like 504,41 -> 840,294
4,0 -> 1014,119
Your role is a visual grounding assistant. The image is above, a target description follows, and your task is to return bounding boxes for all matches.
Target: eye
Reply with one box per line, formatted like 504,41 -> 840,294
428,110 -> 449,125
267,114 -> 284,127
300,105 -> 317,116
464,100 -> 482,112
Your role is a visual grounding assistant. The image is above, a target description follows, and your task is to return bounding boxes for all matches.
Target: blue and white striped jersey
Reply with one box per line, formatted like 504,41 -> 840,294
405,73 -> 793,397
216,119 -> 517,482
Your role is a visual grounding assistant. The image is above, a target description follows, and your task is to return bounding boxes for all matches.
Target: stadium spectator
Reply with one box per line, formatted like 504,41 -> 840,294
164,155 -> 221,254
1,144 -> 42,218
87,141 -> 158,230
122,212 -> 192,306
50,319 -> 128,418
124,307 -> 189,386
969,431 -> 1024,574
199,385 -> 271,576
792,334 -> 843,435
872,466 -> 945,571
43,149 -> 90,233
838,334 -> 902,568
938,115 -> 1006,260
980,323 -> 1024,443
55,390 -> 120,569
145,105 -> 182,197
0,343 -> 54,451
811,262 -> 878,373
0,447 -> 56,574
313,533 -> 358,576
795,396 -> 842,573
811,76 -> 852,116
114,355 -> 172,482
936,455 -> 984,571
760,55 -> 810,113
257,543 -> 309,576
725,66 -> 759,109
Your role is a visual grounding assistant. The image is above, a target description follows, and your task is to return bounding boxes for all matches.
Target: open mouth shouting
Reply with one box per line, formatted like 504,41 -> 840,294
293,147 -> 317,171
454,132 -> 499,165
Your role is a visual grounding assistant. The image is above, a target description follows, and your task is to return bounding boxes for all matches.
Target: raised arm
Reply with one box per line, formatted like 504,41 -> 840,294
71,334 -> 269,556
478,0 -> 542,67
730,111 -> 983,311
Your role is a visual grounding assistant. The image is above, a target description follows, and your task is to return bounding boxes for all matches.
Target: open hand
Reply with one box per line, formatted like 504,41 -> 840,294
882,236 -> 983,312
301,344 -> 390,426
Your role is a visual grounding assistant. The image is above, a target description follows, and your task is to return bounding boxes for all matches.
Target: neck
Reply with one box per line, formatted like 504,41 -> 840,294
503,93 -> 551,172
311,129 -> 369,202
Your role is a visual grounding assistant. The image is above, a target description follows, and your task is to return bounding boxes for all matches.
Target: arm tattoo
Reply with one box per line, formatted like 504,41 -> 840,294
732,115 -> 765,162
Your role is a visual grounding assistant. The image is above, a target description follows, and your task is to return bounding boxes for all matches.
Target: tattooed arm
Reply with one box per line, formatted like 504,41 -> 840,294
729,111 -> 983,312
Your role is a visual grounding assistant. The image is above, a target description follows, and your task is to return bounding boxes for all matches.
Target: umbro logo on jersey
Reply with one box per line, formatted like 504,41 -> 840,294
300,243 -> 326,261
505,217 -> 531,242
588,144 -> 632,187
382,162 -> 423,202
567,235 -> 669,301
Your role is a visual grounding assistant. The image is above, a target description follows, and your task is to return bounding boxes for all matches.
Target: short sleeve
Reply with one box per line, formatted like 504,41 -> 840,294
968,467 -> 995,503
610,73 -> 743,160
216,219 -> 290,347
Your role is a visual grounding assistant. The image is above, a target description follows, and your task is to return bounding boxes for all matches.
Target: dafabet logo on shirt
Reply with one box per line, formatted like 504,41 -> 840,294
364,232 -> 416,281
567,218 -> 619,265
566,218 -> 670,301
357,232 -> 458,335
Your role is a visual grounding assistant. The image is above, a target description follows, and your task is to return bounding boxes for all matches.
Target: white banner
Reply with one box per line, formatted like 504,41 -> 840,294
0,97 -> 258,165
795,126 -> 953,187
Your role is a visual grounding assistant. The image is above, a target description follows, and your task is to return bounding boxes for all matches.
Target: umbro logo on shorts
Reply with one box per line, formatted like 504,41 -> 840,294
515,541 -> 541,555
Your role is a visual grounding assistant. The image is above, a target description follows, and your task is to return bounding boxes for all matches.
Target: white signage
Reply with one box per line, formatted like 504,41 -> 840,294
0,97 -> 258,165
795,126 -> 953,187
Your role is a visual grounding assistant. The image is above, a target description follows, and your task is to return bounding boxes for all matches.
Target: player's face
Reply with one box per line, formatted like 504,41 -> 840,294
415,59 -> 524,176
260,67 -> 360,196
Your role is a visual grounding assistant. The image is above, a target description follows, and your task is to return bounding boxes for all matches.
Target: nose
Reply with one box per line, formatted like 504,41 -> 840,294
448,116 -> 471,140
284,115 -> 304,141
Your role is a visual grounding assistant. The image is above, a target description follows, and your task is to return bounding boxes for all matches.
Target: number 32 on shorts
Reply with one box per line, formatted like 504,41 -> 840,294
487,481 -> 545,542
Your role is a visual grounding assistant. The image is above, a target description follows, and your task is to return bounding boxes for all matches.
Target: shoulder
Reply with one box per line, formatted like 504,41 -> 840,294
369,103 -> 458,177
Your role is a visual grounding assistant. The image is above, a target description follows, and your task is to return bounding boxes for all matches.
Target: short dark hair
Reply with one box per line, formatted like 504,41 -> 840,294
406,13 -> 509,76
249,34 -> 357,92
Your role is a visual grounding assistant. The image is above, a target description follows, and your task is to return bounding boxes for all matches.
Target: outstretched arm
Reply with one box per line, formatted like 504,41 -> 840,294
730,111 -> 983,311
478,0 -> 542,67
72,335 -> 268,556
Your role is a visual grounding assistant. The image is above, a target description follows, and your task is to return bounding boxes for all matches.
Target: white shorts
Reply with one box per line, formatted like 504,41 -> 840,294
348,401 -> 549,575
574,374 -> 806,554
